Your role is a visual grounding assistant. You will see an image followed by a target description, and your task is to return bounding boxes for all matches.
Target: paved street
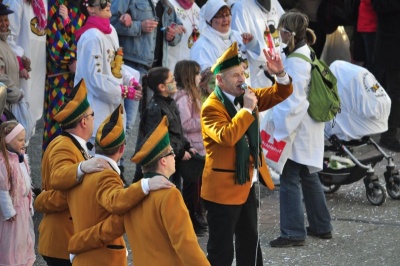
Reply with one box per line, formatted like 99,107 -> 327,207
29,120 -> 400,265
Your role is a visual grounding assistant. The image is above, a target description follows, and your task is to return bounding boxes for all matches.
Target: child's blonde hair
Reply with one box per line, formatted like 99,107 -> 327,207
0,120 -> 20,195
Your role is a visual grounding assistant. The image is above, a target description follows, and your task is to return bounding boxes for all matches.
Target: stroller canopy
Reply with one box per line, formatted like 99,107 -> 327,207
325,60 -> 391,141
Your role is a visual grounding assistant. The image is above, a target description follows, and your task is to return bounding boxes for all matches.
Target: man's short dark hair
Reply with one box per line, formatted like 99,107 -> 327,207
95,144 -> 122,156
141,149 -> 170,173
60,114 -> 85,131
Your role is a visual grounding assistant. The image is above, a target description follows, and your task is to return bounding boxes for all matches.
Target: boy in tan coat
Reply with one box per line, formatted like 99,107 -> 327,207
127,116 -> 210,265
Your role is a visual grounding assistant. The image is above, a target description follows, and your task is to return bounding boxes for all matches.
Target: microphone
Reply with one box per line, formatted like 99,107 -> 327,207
239,83 -> 258,111
240,83 -> 248,91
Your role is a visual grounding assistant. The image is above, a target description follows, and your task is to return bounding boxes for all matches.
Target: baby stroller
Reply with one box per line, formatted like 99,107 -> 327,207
318,61 -> 400,206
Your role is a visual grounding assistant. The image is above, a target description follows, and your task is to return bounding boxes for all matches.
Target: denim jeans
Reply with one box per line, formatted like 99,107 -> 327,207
279,159 -> 332,240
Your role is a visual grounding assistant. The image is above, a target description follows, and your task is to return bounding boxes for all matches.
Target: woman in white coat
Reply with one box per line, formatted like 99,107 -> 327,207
269,11 -> 332,247
74,0 -> 142,148
190,0 -> 259,93
75,0 -> 143,182
4,0 -> 47,123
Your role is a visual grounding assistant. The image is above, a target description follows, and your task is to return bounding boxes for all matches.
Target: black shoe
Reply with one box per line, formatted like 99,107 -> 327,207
270,237 -> 305,247
190,211 -> 208,231
32,187 -> 42,197
194,212 -> 208,229
306,227 -> 332,239
379,138 -> 400,152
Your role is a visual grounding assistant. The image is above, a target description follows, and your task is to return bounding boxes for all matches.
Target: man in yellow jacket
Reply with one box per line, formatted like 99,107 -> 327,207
67,105 -> 175,265
200,42 -> 293,265
127,116 -> 210,265
35,79 -> 172,265
70,115 -> 209,265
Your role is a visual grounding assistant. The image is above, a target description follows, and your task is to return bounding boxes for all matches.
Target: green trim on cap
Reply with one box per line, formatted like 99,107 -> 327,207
140,132 -> 170,166
212,56 -> 240,74
96,131 -> 126,150
60,98 -> 90,126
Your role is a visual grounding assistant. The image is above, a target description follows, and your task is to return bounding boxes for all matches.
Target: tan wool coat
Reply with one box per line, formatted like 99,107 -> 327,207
124,188 -> 210,266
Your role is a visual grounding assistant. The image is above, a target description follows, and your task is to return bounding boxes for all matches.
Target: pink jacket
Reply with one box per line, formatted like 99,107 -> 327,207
173,90 -> 205,156
0,152 -> 32,211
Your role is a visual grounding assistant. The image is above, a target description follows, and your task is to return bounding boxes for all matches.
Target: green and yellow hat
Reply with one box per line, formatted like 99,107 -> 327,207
131,116 -> 170,167
211,42 -> 241,74
95,104 -> 125,150
53,78 -> 90,126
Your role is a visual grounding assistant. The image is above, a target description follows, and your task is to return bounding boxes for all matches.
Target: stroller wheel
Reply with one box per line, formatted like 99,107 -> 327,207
366,183 -> 387,206
321,184 -> 341,194
386,181 -> 400,200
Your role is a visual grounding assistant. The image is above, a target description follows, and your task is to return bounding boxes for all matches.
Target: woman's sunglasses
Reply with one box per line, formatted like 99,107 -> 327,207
90,0 -> 112,9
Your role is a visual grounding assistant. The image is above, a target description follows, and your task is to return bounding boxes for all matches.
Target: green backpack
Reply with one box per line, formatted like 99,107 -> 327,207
287,49 -> 341,122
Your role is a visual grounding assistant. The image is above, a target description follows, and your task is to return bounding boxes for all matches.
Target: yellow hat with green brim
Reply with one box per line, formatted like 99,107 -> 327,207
131,116 -> 170,167
211,42 -> 240,74
53,78 -> 90,126
95,104 -> 125,150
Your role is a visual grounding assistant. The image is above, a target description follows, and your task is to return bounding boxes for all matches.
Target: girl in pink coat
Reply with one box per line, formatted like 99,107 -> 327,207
173,60 -> 207,236
0,121 -> 35,266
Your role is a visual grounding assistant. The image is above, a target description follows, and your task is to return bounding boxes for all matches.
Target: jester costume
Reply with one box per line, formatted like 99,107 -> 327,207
43,0 -> 85,152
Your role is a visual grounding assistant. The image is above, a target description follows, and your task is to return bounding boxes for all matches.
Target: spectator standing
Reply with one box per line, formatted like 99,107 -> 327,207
0,121 -> 35,266
110,0 -> 183,132
167,0 -> 200,71
357,0 -> 376,73
133,67 -> 197,190
292,0 -> 325,58
193,0 -> 259,73
269,11 -> 332,247
0,3 -> 35,143
201,42 -> 292,265
74,0 -> 142,162
173,60 -> 207,236
4,0 -> 47,124
191,0 -> 259,95
231,0 -> 285,88
371,0 -> 400,152
43,0 -> 85,152
0,5 -> 24,105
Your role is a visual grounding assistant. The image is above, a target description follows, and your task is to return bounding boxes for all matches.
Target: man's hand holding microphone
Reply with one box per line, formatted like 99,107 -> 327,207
242,86 -> 258,112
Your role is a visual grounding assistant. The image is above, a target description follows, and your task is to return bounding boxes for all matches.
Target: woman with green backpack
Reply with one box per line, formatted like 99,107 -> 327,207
269,10 -> 333,248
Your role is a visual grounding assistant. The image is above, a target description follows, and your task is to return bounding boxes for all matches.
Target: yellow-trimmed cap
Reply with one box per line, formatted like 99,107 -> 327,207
131,116 -> 170,167
95,104 -> 125,150
53,79 -> 90,126
211,42 -> 241,74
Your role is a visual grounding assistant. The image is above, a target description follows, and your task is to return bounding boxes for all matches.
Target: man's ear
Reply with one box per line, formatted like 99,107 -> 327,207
119,144 -> 125,154
215,74 -> 223,85
158,157 -> 167,167
80,117 -> 87,128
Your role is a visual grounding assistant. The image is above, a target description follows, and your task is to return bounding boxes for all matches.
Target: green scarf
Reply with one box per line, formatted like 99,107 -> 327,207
214,86 -> 261,185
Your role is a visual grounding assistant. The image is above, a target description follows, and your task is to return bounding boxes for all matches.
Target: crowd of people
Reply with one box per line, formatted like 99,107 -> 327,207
0,0 -> 399,265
